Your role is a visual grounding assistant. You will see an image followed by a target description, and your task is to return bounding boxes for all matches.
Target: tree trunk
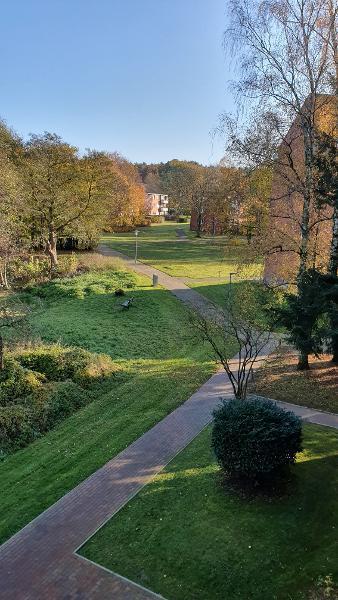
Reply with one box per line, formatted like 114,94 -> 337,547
331,324 -> 338,364
328,0 -> 338,363
298,119 -> 313,279
0,335 -> 4,370
46,229 -> 58,270
295,117 -> 315,371
329,202 -> 338,277
0,261 -> 9,289
297,351 -> 310,370
196,212 -> 203,238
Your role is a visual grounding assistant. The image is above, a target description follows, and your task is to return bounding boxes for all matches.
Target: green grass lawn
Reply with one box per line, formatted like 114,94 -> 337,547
81,424 -> 338,600
101,223 -> 261,280
0,265 -> 222,544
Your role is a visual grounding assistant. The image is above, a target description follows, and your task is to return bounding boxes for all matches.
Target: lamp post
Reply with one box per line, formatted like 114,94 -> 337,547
229,272 -> 238,302
134,229 -> 139,264
229,271 -> 237,287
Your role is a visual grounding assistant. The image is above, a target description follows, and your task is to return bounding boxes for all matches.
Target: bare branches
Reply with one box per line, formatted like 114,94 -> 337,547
221,0 -> 336,284
192,287 -> 273,399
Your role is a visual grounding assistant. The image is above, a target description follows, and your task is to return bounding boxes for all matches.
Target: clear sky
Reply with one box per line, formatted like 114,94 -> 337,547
0,0 -> 234,165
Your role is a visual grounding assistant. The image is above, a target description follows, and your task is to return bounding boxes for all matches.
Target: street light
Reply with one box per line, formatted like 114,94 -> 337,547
134,229 -> 139,264
229,271 -> 238,287
228,271 -> 238,303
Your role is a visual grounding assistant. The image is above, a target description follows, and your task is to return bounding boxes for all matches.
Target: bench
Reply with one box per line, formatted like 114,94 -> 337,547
121,297 -> 134,310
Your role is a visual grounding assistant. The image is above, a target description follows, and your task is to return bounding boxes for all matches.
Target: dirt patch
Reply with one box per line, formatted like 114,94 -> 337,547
250,346 -> 338,414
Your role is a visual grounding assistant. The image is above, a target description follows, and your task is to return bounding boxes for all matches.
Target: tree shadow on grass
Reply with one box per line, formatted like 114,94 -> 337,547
82,425 -> 338,600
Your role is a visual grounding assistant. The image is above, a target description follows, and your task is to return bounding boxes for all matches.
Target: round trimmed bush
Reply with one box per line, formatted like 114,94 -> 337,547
212,398 -> 302,481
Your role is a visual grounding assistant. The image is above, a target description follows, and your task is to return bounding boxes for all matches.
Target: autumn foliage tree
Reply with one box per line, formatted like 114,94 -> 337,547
0,121 -> 28,287
221,0 -> 337,369
21,133 -> 111,269
106,153 -> 146,230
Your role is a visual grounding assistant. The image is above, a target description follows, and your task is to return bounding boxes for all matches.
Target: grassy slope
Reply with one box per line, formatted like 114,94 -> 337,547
0,268 -> 219,544
102,223 -> 258,279
81,424 -> 338,600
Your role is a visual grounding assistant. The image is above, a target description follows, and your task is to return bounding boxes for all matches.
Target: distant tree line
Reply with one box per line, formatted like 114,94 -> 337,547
136,159 -> 272,240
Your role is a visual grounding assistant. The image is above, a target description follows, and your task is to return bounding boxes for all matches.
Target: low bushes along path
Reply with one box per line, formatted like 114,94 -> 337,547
1,248 -> 337,599
1,337 -> 337,599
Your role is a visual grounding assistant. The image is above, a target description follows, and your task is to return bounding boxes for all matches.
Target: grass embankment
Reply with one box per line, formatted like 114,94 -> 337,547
102,223 -> 261,280
0,258 -> 220,544
250,347 -> 338,414
81,424 -> 338,600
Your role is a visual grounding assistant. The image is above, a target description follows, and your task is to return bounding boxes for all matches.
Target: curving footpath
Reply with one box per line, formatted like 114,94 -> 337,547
0,247 -> 337,599
98,243 -> 224,323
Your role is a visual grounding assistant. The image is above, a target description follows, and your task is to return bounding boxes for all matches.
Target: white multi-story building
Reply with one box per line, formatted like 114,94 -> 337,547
146,192 -> 169,216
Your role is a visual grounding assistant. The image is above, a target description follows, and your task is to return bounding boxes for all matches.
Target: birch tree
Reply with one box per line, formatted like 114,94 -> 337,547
223,0 -> 337,369
224,0 -> 336,279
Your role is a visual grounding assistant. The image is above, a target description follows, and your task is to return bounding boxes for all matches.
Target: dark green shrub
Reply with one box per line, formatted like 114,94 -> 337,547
0,357 -> 43,406
15,345 -> 90,381
212,398 -> 302,481
15,345 -> 67,380
1,345 -> 117,453
114,288 -> 125,296
32,381 -> 88,430
0,405 -> 35,454
15,345 -> 116,387
62,348 -> 96,382
149,215 -> 165,224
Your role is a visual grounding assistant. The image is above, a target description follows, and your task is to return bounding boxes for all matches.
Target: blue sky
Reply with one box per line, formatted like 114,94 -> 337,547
0,0 -> 234,164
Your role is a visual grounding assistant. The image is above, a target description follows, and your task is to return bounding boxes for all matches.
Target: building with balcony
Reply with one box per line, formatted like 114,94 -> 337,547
146,191 -> 169,216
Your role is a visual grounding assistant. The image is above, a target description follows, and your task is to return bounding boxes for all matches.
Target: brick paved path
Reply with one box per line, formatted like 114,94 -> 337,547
1,336 -> 338,599
1,248 -> 337,599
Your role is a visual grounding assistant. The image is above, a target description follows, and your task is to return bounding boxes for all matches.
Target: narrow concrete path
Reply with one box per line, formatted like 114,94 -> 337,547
98,243 -> 223,323
175,228 -> 188,240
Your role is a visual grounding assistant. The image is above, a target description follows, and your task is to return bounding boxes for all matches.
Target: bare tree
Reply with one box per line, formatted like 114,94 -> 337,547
223,0 -> 336,280
192,284 -> 274,399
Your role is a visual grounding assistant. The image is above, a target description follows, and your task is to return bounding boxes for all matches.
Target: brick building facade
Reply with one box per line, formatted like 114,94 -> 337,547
264,96 -> 336,284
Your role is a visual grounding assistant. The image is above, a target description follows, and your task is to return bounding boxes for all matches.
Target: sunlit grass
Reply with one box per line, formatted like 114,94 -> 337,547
81,424 -> 338,600
0,267 -> 221,544
101,223 -> 260,279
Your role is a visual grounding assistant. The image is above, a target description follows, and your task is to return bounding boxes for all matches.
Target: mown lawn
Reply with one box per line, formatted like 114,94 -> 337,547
101,223 -> 260,279
81,424 -> 338,600
0,265 -> 222,544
